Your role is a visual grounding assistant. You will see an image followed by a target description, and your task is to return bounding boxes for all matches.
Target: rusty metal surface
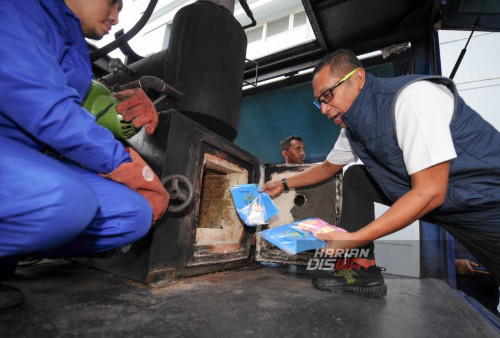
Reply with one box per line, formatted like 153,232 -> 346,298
198,170 -> 229,229
1,259 -> 499,337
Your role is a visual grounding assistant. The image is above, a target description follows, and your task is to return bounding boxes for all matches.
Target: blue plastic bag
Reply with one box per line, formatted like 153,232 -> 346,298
258,218 -> 348,255
230,184 -> 279,226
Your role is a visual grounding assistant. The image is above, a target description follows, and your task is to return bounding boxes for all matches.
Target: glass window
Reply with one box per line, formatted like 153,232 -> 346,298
247,26 -> 264,44
293,11 -> 307,28
266,16 -> 290,38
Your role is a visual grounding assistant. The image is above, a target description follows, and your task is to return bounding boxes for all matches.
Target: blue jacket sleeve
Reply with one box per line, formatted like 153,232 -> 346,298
0,1 -> 130,174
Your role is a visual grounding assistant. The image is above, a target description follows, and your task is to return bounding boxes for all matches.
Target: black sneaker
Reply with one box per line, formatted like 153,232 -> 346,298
312,265 -> 387,298
0,283 -> 25,311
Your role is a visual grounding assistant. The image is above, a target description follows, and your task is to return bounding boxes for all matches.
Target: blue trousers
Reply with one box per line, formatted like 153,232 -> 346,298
0,136 -> 152,260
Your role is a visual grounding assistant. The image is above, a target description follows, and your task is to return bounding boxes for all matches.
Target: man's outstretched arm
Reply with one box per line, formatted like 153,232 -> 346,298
261,160 -> 345,197
316,161 -> 450,250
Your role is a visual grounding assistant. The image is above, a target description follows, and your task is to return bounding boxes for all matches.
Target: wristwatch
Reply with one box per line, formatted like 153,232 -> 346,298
281,177 -> 290,192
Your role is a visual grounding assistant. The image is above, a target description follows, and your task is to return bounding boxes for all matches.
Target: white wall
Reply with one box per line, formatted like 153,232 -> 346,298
374,204 -> 420,278
438,31 -> 500,131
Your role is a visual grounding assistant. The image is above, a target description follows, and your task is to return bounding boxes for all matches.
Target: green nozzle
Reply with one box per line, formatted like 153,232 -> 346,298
82,80 -> 136,139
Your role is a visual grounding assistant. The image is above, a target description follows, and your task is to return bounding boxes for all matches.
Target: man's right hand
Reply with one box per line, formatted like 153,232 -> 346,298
260,180 -> 284,198
101,148 -> 169,224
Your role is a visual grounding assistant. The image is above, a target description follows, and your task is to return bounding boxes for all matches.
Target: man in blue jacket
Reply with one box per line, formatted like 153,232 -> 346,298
262,49 -> 500,298
0,0 -> 169,310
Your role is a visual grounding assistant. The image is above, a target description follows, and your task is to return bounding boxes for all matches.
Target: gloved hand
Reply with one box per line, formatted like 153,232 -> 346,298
115,88 -> 158,135
101,148 -> 169,224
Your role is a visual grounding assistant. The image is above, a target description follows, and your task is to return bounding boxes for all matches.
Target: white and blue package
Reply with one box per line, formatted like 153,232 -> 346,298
230,184 -> 279,226
258,218 -> 348,255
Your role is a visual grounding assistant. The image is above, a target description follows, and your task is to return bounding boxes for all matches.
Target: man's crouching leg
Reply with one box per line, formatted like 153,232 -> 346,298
0,137 -> 103,310
41,161 -> 153,258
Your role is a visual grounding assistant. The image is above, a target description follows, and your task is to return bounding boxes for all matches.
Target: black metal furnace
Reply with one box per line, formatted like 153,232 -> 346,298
82,1 -> 342,285
82,110 -> 261,285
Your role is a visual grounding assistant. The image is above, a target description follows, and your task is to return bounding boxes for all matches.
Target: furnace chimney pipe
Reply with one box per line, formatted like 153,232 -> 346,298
198,0 -> 235,14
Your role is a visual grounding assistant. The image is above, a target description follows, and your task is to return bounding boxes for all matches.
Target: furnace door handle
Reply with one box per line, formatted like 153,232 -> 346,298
162,174 -> 194,213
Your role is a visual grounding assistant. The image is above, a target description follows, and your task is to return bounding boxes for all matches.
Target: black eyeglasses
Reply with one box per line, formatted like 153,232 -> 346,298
313,68 -> 359,109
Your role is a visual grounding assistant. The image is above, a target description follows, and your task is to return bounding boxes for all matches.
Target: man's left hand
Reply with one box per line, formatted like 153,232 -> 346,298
115,88 -> 158,135
101,147 -> 169,224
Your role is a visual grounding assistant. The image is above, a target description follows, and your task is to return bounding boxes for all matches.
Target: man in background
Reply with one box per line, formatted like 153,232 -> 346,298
280,135 -> 306,164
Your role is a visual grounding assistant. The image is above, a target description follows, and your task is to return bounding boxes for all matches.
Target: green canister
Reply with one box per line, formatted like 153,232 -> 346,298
82,80 -> 136,139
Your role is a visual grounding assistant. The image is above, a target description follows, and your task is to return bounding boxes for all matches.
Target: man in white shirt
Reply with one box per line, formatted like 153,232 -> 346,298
262,49 -> 500,298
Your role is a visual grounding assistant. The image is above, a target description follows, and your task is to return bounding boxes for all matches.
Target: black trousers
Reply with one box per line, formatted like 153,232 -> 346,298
338,165 -> 392,260
341,165 -> 500,285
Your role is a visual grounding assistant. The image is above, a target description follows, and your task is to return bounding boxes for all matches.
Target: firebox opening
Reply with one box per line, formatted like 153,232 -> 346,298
195,154 -> 248,253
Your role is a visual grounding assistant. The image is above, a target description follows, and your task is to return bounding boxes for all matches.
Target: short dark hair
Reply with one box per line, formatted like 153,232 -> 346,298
280,135 -> 303,152
313,49 -> 363,78
114,0 -> 123,11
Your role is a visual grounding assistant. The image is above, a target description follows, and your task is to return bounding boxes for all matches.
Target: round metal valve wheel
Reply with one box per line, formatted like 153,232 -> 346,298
162,174 -> 194,213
